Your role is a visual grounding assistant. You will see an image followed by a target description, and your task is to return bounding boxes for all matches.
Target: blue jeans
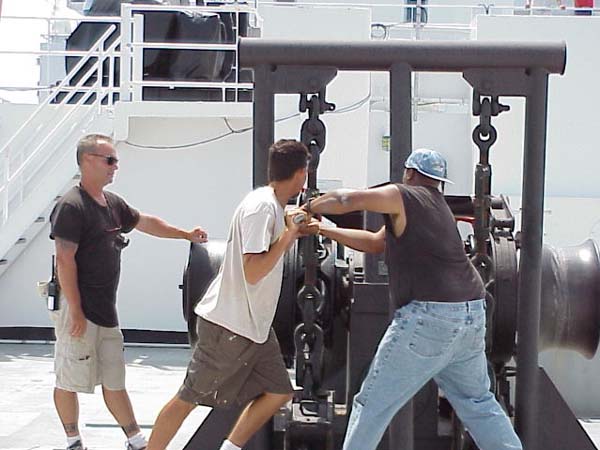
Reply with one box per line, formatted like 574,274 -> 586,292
343,299 -> 523,450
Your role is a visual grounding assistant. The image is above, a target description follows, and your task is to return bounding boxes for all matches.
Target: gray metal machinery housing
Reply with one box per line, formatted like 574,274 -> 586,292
181,39 -> 600,450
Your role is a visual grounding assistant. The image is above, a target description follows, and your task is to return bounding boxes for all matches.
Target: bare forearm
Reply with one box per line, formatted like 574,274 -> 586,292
244,229 -> 296,285
56,258 -> 82,310
320,227 -> 384,254
137,215 -> 189,239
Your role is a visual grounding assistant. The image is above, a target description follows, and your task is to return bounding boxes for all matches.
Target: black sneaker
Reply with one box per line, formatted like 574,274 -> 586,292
66,441 -> 86,450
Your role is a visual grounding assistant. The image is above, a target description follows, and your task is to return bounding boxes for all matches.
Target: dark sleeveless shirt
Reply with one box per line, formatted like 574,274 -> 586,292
384,184 -> 485,308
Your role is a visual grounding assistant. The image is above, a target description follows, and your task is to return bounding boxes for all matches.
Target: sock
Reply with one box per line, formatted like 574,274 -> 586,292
219,439 -> 242,450
127,432 -> 148,450
67,435 -> 82,447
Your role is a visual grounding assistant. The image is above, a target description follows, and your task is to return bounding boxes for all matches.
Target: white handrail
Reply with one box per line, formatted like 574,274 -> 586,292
0,35 -> 120,196
0,76 -> 101,199
2,2 -> 593,23
130,81 -> 254,88
0,50 -> 121,56
1,15 -> 120,22
0,32 -> 120,193
0,2 -> 264,256
119,3 -> 257,102
128,42 -> 238,50
17,102 -> 97,194
0,27 -> 119,227
121,3 -> 258,13
0,25 -> 116,159
3,4 -> 262,104
255,1 -> 596,12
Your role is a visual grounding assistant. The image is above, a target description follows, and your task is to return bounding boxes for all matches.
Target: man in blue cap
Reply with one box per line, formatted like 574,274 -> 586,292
303,148 -> 522,450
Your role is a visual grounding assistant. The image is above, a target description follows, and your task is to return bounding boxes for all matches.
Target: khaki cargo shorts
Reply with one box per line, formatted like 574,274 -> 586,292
50,299 -> 126,393
178,317 -> 293,408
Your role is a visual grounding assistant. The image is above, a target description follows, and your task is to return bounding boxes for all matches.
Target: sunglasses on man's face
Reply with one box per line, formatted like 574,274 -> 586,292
88,153 -> 119,166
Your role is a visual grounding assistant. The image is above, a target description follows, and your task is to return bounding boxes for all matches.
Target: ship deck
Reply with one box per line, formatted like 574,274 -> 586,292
2,341 -> 600,450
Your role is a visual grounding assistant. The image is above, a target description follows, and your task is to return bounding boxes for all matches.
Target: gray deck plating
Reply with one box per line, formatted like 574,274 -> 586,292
2,342 -> 600,450
0,342 -> 209,450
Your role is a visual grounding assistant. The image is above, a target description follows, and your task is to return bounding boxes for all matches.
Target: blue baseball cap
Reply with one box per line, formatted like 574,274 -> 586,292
404,148 -> 453,184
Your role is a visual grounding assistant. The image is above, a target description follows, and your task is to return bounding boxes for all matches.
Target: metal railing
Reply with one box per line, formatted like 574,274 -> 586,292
0,25 -> 119,259
119,3 -> 258,103
0,1 -> 594,253
0,3 -> 261,259
1,2 -> 592,101
253,1 -> 597,40
0,4 -> 261,103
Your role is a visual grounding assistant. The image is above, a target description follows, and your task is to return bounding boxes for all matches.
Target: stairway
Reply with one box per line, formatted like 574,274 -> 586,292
0,26 -> 119,277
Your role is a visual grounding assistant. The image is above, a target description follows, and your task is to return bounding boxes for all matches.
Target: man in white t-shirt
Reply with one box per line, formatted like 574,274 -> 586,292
147,139 -> 311,450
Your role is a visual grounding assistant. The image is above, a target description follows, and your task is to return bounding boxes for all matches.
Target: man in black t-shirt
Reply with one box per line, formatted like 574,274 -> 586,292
304,149 -> 522,450
49,133 -> 208,450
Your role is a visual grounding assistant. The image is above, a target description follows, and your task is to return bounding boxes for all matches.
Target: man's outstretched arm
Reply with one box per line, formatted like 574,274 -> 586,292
135,213 -> 208,243
308,184 -> 405,217
319,225 -> 385,254
306,183 -> 406,239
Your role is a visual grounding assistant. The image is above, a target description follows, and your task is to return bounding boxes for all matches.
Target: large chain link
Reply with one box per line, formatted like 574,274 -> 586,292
471,90 -> 509,285
294,90 -> 334,399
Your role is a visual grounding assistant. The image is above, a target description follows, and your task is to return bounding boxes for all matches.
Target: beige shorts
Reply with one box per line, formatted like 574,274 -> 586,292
50,300 -> 126,393
178,317 -> 293,408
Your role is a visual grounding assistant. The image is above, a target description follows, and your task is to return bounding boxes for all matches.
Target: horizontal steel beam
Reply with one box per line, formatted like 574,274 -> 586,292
239,38 -> 566,74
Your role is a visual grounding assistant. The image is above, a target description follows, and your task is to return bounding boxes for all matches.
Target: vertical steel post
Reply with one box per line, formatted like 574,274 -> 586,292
119,4 -> 133,102
515,68 -> 549,450
132,14 -> 145,102
252,65 -> 274,188
97,35 -> 105,114
387,63 -> 414,450
390,63 -> 413,182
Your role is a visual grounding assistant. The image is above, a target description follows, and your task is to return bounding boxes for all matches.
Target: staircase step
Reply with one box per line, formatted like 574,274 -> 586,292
0,106 -> 111,275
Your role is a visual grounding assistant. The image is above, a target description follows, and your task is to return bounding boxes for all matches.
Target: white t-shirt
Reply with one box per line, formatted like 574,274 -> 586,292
194,186 -> 286,343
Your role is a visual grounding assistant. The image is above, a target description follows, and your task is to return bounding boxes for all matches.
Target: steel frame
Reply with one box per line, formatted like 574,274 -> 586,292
240,38 -> 566,450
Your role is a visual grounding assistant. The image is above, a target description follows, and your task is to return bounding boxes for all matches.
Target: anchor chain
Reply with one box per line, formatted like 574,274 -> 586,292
471,90 -> 509,286
295,90 -> 334,399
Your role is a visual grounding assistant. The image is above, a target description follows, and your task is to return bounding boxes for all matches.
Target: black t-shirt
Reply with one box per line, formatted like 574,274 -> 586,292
50,186 -> 140,327
384,184 -> 485,308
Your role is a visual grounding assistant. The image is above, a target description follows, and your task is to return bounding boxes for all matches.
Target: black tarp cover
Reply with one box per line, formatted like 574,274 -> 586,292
64,0 -> 236,101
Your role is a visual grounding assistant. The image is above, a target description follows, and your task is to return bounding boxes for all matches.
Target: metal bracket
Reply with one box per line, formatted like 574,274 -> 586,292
269,65 -> 338,94
463,68 -> 531,97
